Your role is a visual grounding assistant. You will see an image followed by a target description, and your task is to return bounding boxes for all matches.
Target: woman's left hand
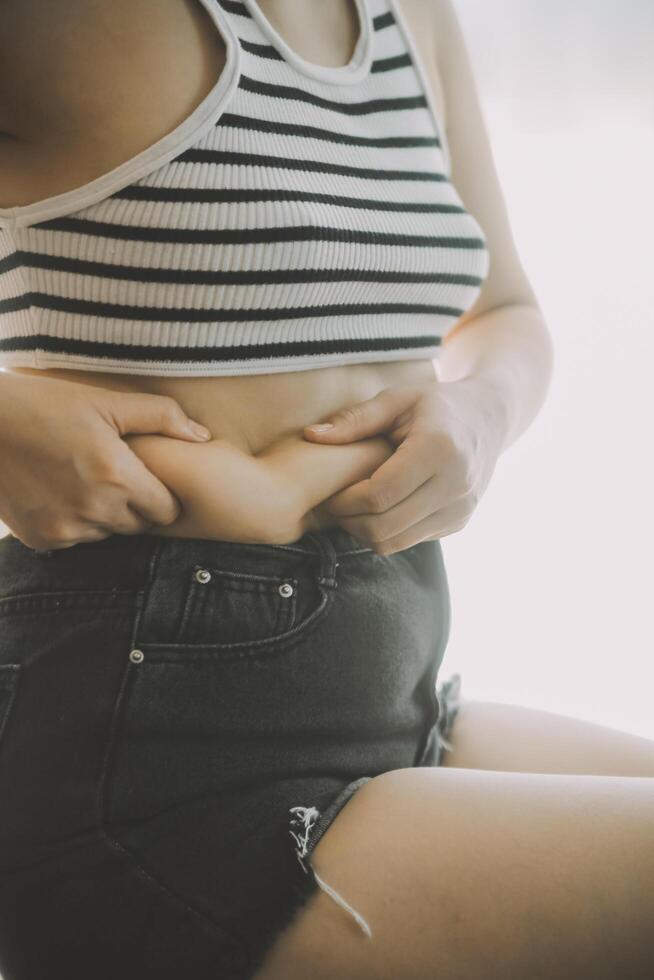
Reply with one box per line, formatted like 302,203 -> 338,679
302,377 -> 508,555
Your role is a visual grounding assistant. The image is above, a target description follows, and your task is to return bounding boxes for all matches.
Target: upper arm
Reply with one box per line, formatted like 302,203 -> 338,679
429,0 -> 538,320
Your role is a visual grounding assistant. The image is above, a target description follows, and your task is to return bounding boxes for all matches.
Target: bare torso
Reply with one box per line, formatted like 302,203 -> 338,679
3,0 -> 445,529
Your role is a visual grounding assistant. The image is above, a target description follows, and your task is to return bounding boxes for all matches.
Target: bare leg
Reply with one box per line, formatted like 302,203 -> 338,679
441,699 -> 654,777
254,707 -> 654,980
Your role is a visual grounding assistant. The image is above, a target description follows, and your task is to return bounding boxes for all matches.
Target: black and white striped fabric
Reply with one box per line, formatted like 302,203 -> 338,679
0,0 -> 489,377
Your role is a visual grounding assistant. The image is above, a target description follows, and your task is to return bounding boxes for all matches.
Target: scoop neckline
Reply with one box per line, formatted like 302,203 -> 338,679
241,0 -> 373,86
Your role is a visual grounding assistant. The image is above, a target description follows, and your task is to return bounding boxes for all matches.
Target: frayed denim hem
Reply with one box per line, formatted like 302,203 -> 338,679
434,672 -> 463,765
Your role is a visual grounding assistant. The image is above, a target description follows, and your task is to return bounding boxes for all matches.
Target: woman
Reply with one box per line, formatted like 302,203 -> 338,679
0,1 -> 652,978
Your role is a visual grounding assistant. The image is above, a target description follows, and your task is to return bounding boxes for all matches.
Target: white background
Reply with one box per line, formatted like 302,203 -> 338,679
442,0 -> 654,738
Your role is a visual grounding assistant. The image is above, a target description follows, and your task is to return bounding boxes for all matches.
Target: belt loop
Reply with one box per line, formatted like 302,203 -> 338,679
305,531 -> 339,588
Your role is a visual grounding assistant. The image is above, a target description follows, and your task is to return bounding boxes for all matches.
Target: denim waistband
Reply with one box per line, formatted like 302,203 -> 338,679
0,525 -> 373,600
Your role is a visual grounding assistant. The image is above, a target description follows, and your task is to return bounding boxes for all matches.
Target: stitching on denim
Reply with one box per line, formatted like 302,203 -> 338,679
174,570 -> 200,644
258,543 -> 315,556
177,569 -> 299,644
1,607 -> 140,672
0,589 -> 135,601
199,567 -> 299,590
0,589 -> 137,613
276,581 -> 296,634
97,828 -> 250,953
95,538 -> 250,956
257,542 -> 372,560
0,663 -> 21,747
96,538 -> 162,834
191,539 -> 373,560
142,580 -> 335,655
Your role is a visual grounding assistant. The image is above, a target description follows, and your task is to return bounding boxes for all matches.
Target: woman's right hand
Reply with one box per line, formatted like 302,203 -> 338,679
0,371 -> 212,551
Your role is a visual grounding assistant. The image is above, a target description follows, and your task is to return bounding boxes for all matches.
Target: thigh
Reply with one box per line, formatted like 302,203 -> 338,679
441,699 -> 654,777
254,765 -> 654,980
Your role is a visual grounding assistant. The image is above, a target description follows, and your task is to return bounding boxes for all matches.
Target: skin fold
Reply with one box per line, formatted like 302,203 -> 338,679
122,429 -> 394,544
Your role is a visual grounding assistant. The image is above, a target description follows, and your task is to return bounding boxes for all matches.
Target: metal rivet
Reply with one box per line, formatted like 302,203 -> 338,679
129,649 -> 145,664
278,582 -> 294,598
195,568 -> 212,584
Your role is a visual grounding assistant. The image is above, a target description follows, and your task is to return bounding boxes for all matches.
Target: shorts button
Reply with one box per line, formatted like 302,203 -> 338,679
278,582 -> 294,598
129,649 -> 145,664
195,568 -> 212,584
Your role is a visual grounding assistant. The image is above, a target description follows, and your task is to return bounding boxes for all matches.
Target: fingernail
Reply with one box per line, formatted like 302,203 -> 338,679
189,422 -> 212,440
307,423 -> 335,432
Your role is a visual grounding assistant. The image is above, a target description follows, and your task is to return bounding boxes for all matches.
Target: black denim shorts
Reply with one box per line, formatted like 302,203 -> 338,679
0,526 -> 461,980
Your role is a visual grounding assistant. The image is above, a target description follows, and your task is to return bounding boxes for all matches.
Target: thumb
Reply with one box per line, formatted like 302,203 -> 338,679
105,391 -> 212,442
303,386 -> 417,443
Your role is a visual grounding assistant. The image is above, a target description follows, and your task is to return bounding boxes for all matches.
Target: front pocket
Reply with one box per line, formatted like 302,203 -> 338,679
100,582 -> 336,830
173,564 -> 299,646
0,665 -> 21,754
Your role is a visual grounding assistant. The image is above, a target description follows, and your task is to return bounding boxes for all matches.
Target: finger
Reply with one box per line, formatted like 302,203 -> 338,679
120,451 -> 182,527
333,475 -> 442,546
94,505 -> 156,537
303,386 -> 417,443
35,524 -> 115,551
368,499 -> 472,556
326,435 -> 437,517
67,527 -> 118,547
108,391 -> 212,442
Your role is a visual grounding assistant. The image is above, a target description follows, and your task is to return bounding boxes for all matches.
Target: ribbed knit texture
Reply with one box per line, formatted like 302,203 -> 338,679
0,0 -> 489,377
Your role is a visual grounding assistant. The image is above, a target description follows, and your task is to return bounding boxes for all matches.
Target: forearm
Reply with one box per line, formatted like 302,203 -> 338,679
436,303 -> 555,453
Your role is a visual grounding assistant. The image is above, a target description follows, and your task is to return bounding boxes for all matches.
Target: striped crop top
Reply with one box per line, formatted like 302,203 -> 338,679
0,0 -> 489,377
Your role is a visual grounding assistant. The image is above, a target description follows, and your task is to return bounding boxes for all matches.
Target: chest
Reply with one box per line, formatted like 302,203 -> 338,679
11,0 -> 446,205
0,0 -> 488,384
